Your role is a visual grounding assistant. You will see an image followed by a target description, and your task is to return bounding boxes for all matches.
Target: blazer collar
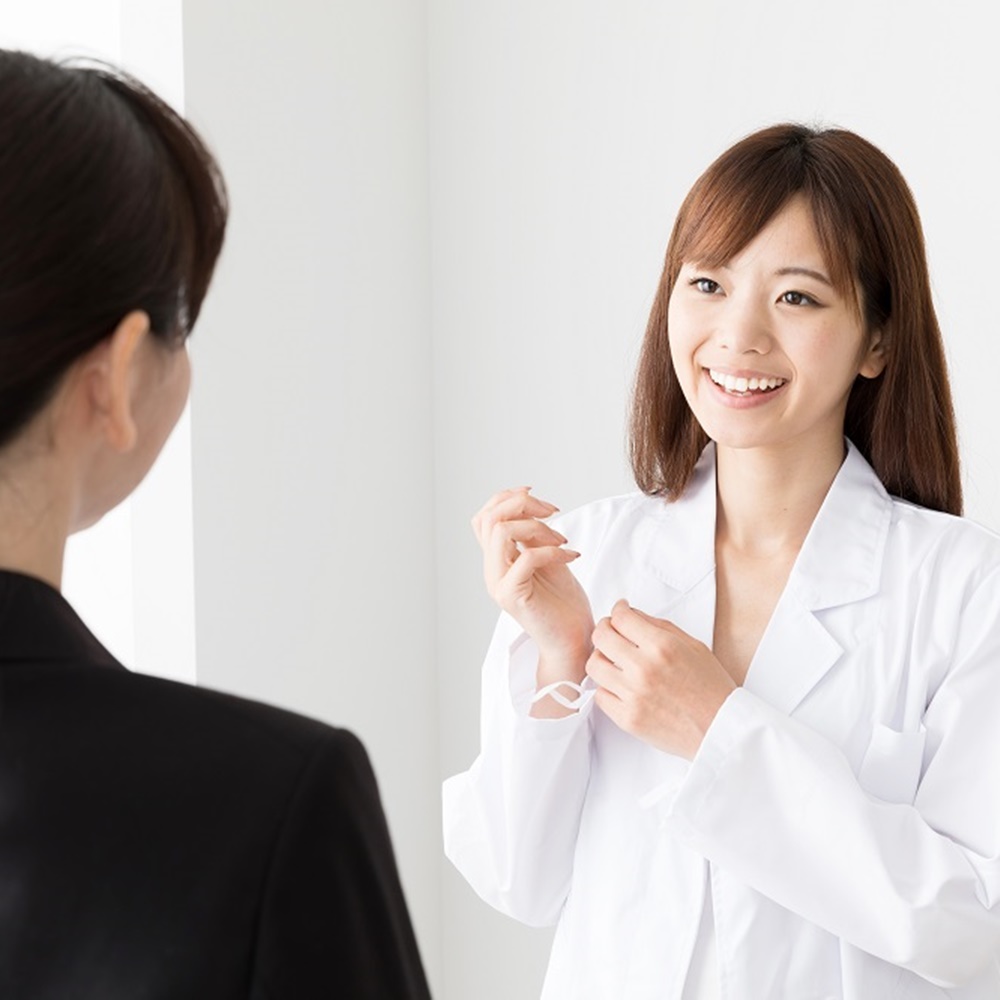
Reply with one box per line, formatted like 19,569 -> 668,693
0,570 -> 123,669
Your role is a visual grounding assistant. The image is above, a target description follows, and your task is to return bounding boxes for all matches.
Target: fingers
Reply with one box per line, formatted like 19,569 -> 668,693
492,517 -> 568,552
591,614 -> 638,666
474,487 -> 569,600
607,599 -> 684,645
589,603 -> 691,686
492,544 -> 581,603
471,488 -> 560,548
585,648 -> 625,698
483,517 -> 570,592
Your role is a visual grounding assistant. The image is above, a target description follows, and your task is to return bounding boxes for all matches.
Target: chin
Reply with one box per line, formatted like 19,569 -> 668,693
691,416 -> 777,452
707,433 -> 781,453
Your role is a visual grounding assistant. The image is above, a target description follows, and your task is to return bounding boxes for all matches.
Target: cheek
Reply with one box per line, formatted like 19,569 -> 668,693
666,298 -> 699,381
172,352 -> 192,418
801,323 -> 867,386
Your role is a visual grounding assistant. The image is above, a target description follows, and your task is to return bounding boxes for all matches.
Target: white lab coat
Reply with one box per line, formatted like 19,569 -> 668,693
443,442 -> 1000,999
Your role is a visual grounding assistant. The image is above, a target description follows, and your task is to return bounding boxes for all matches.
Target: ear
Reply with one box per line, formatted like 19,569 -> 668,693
93,310 -> 151,452
858,328 -> 886,379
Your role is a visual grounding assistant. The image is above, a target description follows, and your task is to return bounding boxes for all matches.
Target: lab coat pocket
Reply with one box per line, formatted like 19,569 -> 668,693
858,724 -> 926,805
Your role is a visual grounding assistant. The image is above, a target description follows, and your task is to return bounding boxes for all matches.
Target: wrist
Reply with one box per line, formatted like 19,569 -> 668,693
536,645 -> 591,687
529,649 -> 590,719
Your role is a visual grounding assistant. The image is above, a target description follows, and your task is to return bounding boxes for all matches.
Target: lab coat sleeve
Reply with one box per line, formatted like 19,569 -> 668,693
442,611 -> 594,927
664,569 -> 1000,989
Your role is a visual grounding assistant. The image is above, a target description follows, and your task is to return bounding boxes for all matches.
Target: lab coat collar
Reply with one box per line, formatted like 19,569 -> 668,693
636,438 -> 892,611
632,439 -> 893,716
786,439 -> 893,611
751,441 -> 893,713
632,443 -> 718,596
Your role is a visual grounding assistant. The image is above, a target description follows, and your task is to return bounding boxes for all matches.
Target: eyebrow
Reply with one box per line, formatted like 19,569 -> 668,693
694,262 -> 836,288
774,266 -> 833,287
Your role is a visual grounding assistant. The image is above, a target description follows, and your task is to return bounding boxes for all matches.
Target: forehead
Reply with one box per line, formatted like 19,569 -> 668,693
711,196 -> 826,272
676,189 -> 855,295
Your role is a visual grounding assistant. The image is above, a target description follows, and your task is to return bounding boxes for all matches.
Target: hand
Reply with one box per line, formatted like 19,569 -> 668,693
472,487 -> 595,679
586,600 -> 736,759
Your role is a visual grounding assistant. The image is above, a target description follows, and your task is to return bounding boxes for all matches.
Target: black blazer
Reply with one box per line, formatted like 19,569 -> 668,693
0,570 -> 432,999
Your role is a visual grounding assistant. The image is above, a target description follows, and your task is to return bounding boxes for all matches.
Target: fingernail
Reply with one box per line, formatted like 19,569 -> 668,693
555,532 -> 568,544
567,550 -> 581,559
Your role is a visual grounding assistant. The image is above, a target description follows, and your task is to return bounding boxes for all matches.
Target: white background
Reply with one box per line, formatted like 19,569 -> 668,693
4,3 -> 999,999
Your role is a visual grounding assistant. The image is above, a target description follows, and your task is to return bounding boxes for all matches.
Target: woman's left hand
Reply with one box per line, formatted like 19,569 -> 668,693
587,600 -> 737,760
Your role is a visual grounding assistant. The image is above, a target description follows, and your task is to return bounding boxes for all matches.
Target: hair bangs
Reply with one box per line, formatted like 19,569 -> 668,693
672,173 -> 794,275
670,168 -> 858,309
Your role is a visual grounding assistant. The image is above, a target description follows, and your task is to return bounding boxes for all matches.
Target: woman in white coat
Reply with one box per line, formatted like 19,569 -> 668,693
443,123 -> 1000,999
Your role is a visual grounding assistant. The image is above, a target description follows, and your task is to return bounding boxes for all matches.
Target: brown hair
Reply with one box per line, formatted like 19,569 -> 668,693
629,123 -> 961,515
0,49 -> 228,450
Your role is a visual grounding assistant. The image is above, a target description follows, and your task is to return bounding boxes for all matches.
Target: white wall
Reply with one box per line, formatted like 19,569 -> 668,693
430,2 -> 1000,997
180,0 -> 441,990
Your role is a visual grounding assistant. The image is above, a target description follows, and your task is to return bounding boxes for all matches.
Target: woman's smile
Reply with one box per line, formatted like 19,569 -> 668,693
667,195 -> 884,457
705,366 -> 788,404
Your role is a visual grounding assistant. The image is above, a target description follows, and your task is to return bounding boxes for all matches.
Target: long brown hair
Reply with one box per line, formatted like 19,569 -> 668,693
630,123 -> 961,515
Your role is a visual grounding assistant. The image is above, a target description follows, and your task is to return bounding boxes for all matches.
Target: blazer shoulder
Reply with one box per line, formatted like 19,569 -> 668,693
87,667 -> 361,771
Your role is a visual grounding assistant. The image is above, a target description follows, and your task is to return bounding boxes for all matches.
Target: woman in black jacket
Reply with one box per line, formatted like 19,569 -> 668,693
0,48 -> 431,1000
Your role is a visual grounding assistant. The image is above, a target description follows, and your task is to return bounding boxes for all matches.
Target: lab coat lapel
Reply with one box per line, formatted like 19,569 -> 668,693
630,444 -> 717,648
744,595 -> 844,714
744,442 -> 893,715
633,441 -> 892,716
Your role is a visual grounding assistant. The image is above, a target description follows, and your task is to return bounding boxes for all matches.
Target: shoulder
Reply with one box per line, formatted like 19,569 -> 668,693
33,664 -> 368,787
834,443 -> 1000,600
552,491 -> 669,547
550,447 -> 714,560
872,496 -> 1000,637
886,496 -> 1000,586
546,490 -> 705,600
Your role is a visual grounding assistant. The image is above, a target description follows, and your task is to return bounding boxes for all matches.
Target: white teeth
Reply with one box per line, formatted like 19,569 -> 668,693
708,369 -> 786,394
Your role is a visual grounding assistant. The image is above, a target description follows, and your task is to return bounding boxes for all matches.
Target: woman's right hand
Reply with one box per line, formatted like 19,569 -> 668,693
472,488 -> 595,684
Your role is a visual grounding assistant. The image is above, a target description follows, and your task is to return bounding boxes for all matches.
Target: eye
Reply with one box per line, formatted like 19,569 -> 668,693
689,277 -> 722,295
780,290 -> 819,307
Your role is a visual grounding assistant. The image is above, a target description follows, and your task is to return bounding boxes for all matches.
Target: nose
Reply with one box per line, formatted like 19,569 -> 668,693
716,294 -> 772,355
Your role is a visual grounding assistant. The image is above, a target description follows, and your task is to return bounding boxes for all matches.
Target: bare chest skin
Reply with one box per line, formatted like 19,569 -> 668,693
712,542 -> 797,685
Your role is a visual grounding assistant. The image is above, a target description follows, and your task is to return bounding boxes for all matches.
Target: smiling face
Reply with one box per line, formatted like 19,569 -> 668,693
667,195 -> 885,462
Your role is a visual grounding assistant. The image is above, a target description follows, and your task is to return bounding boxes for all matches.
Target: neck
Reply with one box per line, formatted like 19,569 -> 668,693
0,451 -> 75,590
714,436 -> 847,556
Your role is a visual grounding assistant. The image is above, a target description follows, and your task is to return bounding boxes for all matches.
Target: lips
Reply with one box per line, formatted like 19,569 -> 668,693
707,368 -> 787,395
